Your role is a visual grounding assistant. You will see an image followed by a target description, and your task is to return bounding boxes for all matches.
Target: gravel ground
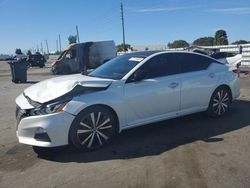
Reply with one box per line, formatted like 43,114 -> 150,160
0,61 -> 249,188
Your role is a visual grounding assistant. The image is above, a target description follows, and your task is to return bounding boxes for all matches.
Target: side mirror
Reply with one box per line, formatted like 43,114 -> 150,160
132,70 -> 148,82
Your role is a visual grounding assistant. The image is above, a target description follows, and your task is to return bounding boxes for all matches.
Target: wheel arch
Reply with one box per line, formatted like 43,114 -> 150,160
68,104 -> 120,145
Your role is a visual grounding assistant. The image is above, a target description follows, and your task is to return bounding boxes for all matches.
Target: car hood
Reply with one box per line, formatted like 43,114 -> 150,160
24,74 -> 113,104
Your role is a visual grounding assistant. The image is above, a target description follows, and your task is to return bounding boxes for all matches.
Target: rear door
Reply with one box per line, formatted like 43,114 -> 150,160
124,53 -> 181,126
178,53 -> 216,114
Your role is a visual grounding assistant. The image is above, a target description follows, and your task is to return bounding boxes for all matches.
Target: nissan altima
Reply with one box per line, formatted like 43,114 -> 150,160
15,51 -> 240,154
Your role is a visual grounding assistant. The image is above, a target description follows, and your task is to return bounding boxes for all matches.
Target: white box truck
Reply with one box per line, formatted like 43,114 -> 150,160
51,40 -> 116,74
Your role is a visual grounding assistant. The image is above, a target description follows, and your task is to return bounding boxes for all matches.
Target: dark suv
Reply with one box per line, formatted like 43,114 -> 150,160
27,54 -> 46,68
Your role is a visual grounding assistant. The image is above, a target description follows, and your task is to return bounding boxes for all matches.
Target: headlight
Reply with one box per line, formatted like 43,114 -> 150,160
30,99 -> 71,115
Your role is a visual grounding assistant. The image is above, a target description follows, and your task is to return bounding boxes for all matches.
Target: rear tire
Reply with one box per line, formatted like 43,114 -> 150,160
207,86 -> 231,117
69,106 -> 118,151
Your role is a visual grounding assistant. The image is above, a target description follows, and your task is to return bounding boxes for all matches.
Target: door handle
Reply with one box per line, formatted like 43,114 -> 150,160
168,82 -> 179,88
209,73 -> 215,78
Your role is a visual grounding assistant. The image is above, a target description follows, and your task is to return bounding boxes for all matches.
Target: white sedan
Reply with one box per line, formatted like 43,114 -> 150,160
15,51 -> 240,154
211,52 -> 242,69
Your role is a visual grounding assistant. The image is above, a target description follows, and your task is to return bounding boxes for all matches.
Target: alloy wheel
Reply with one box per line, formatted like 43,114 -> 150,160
212,89 -> 230,116
76,111 -> 113,149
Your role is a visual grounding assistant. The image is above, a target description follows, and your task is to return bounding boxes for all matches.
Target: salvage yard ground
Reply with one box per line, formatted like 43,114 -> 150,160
0,61 -> 250,188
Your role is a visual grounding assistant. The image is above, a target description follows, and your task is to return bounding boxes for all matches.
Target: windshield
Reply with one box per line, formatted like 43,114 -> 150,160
88,54 -> 145,80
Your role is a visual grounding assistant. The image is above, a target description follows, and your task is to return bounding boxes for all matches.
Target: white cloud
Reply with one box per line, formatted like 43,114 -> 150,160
131,6 -> 194,13
208,7 -> 250,14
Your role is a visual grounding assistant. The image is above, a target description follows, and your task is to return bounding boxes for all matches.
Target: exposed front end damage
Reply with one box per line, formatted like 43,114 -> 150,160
15,75 -> 113,147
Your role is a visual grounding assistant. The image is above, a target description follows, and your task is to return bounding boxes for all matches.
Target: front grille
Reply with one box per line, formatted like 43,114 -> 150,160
16,106 -> 21,118
34,133 -> 51,142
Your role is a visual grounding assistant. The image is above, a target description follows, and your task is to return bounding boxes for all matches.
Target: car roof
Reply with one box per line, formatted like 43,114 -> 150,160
124,50 -> 223,65
125,50 -> 212,57
124,50 -> 162,57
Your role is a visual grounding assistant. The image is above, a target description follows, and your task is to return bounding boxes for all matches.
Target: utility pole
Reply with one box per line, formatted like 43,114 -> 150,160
40,42 -> 44,54
58,34 -> 62,52
56,40 -> 59,52
76,25 -> 80,43
120,0 -> 126,51
45,40 -> 49,54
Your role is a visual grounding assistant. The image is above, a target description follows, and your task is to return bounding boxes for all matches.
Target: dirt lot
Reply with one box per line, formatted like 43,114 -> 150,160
0,61 -> 249,188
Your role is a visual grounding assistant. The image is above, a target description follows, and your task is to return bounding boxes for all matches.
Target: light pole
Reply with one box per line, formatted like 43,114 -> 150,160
121,0 -> 126,51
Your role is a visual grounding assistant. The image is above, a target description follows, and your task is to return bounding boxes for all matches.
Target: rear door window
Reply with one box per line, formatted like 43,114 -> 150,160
179,53 -> 212,73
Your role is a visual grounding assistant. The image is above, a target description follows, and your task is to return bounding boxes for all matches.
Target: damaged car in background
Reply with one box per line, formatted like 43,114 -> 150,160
15,51 -> 240,155
51,40 -> 116,75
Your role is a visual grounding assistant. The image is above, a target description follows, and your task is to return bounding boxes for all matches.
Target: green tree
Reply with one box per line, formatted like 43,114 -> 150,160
232,40 -> 249,45
15,49 -> 23,55
68,35 -> 77,44
168,40 -> 189,48
116,44 -> 133,52
193,37 -> 214,46
214,30 -> 229,45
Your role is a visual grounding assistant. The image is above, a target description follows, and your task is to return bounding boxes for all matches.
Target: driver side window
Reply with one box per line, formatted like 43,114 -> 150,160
137,54 -> 180,79
65,50 -> 76,59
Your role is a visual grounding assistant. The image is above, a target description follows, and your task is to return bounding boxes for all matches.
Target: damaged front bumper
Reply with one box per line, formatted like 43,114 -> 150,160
16,93 -> 75,147
16,110 -> 75,147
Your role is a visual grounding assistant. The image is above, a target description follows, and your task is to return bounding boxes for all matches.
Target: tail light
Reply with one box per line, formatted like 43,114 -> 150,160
232,69 -> 240,77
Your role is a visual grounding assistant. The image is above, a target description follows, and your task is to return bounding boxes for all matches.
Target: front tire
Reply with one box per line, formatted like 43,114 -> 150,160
69,106 -> 118,151
207,86 -> 231,117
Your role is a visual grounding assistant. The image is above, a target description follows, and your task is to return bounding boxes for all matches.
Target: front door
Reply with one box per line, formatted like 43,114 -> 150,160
124,53 -> 181,127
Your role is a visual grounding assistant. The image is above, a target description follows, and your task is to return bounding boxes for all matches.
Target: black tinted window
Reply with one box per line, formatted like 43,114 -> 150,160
139,53 -> 180,78
211,52 -> 226,59
226,52 -> 237,57
179,53 -> 212,73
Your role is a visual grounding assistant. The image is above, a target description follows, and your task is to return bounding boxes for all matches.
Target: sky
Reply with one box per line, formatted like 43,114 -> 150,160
0,0 -> 250,54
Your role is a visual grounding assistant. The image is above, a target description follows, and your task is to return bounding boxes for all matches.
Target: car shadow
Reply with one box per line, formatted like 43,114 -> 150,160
22,81 -> 40,84
40,99 -> 250,163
